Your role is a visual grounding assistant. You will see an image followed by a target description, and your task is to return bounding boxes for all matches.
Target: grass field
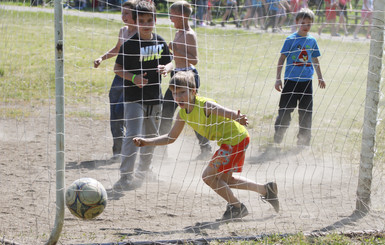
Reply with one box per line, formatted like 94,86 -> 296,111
0,8 -> 373,149
1,6 -> 385,244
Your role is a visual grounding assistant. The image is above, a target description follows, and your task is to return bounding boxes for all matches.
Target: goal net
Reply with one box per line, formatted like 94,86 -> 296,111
0,0 -> 384,244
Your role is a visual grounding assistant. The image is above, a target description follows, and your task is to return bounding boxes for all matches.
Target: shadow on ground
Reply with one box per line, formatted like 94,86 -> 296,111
111,214 -> 276,240
312,210 -> 367,233
248,145 -> 305,164
67,158 -> 119,170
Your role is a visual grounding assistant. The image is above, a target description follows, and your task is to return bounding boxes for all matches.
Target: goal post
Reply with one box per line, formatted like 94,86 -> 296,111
355,0 -> 385,215
46,0 -> 65,243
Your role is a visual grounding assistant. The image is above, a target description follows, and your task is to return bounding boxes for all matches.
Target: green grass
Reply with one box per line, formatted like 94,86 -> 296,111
66,110 -> 106,120
0,106 -> 31,119
0,8 -> 374,151
209,231 -> 385,244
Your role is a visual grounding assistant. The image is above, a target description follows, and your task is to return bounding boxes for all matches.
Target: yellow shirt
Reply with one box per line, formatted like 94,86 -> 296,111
179,96 -> 249,146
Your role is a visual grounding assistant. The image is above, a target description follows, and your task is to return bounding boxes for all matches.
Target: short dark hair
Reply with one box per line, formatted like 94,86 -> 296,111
295,8 -> 315,22
132,0 -> 156,21
169,71 -> 196,90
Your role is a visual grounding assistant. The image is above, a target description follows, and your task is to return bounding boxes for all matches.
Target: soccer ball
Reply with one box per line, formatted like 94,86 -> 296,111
65,178 -> 107,220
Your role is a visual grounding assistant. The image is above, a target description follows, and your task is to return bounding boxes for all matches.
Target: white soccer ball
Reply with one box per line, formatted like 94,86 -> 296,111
65,178 -> 107,220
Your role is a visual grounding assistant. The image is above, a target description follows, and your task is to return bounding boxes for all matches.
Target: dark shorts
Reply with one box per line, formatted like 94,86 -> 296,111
225,2 -> 237,9
339,3 -> 347,18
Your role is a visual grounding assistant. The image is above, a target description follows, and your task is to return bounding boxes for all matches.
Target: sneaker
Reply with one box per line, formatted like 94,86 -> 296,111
112,175 -> 133,191
262,182 -> 280,213
221,21 -> 225,27
129,177 -> 144,189
135,170 -> 157,182
297,136 -> 310,146
273,132 -> 284,144
108,154 -> 121,163
221,203 -> 249,220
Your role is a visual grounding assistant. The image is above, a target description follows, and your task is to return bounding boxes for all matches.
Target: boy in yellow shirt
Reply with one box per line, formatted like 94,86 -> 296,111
133,71 -> 279,220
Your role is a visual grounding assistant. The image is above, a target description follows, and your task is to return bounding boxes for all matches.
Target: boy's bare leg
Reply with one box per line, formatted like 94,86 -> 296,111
203,164 -> 280,213
202,166 -> 267,206
353,17 -> 366,38
221,9 -> 230,26
202,165 -> 240,206
225,173 -> 267,195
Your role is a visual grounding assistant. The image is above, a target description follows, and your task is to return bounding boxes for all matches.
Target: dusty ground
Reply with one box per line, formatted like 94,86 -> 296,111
1,101 -> 385,245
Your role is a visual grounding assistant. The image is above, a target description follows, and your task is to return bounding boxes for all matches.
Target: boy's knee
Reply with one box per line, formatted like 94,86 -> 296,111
202,172 -> 210,184
202,176 -> 209,186
202,170 -> 216,186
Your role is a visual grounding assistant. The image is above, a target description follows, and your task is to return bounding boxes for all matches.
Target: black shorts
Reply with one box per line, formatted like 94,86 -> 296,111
225,2 -> 237,9
339,3 -> 347,18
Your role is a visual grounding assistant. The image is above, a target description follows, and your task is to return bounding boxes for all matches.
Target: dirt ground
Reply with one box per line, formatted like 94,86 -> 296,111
1,101 -> 385,245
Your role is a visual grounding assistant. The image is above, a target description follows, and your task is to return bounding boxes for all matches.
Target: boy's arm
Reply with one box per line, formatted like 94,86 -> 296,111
114,63 -> 148,88
133,114 -> 185,147
205,101 -> 248,126
312,57 -> 326,89
158,62 -> 174,76
275,53 -> 286,92
94,28 -> 124,68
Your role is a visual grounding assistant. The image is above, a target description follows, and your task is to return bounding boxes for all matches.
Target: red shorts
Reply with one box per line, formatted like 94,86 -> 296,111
209,136 -> 250,173
325,7 -> 337,20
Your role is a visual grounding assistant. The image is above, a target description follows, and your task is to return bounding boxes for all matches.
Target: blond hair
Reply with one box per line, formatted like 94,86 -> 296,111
169,71 -> 196,90
170,1 -> 192,17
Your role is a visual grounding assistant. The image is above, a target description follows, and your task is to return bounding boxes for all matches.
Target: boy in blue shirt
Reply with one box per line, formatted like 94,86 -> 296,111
274,8 -> 325,146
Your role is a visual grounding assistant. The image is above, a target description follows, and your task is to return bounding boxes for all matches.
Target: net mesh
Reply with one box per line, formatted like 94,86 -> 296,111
0,1 -> 384,244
